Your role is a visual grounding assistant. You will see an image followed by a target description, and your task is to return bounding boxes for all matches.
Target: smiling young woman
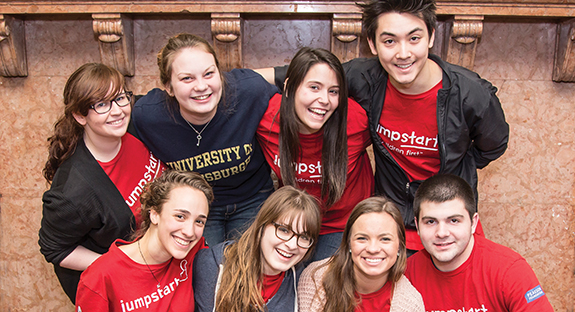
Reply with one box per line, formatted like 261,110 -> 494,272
75,170 -> 213,312
297,197 -> 424,312
193,186 -> 321,312
256,47 -> 374,262
132,33 -> 280,247
39,63 -> 164,303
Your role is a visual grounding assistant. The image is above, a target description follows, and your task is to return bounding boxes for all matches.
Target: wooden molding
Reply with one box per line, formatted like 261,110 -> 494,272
2,1 -> 575,17
0,14 -> 27,77
92,13 -> 134,76
444,15 -> 484,70
331,13 -> 362,63
211,13 -> 242,71
552,18 -> 575,82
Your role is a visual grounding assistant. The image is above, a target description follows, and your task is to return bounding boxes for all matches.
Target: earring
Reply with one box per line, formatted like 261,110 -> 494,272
349,249 -> 352,253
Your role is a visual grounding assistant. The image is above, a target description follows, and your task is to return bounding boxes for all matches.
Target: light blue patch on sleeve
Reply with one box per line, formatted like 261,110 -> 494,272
525,285 -> 545,303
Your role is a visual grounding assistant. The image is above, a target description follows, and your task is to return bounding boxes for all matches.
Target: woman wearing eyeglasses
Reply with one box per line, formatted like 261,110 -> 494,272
39,63 -> 164,303
193,185 -> 321,312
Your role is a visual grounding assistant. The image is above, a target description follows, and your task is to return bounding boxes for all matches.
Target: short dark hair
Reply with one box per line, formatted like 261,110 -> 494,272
413,174 -> 476,220
359,0 -> 437,43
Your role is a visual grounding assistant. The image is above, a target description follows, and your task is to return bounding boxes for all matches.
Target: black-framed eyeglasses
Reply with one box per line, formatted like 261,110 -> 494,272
90,91 -> 133,114
272,222 -> 314,249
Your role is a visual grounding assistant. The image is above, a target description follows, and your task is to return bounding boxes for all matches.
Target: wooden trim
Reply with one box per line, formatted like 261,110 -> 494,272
553,18 -> 575,82
1,1 -> 575,17
92,13 -> 135,76
331,13 -> 362,63
0,14 -> 27,77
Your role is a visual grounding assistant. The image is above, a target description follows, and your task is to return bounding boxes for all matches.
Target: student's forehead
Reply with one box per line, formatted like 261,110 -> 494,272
277,213 -> 306,232
376,12 -> 428,34
420,199 -> 468,219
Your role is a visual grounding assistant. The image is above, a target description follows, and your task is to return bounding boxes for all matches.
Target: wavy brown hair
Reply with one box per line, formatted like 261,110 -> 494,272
278,47 -> 348,207
215,186 -> 321,312
131,169 -> 214,240
319,197 -> 407,312
43,63 -> 125,182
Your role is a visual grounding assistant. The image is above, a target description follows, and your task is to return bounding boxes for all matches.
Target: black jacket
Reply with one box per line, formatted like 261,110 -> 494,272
275,54 -> 508,229
344,55 -> 509,228
38,139 -> 134,302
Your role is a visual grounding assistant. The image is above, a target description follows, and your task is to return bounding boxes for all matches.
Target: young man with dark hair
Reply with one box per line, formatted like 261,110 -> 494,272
406,174 -> 553,311
263,0 -> 509,254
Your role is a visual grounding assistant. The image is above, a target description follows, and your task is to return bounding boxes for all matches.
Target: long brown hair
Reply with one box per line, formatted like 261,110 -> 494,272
131,169 -> 214,240
215,186 -> 321,312
43,63 -> 125,182
320,197 -> 407,312
278,47 -> 348,207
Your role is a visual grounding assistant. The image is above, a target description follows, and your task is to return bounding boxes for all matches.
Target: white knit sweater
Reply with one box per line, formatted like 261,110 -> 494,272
297,259 -> 425,312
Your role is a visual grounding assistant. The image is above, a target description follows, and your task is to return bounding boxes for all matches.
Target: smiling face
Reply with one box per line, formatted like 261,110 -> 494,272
350,212 -> 399,290
293,63 -> 340,135
150,186 -> 209,261
168,47 -> 223,124
260,214 -> 309,275
73,88 -> 130,144
368,12 -> 438,94
416,198 -> 478,272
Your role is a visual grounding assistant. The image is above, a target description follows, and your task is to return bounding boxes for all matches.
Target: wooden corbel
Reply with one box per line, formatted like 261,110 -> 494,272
444,15 -> 483,70
0,14 -> 27,77
331,13 -> 362,63
553,18 -> 575,82
92,13 -> 134,76
211,13 -> 242,71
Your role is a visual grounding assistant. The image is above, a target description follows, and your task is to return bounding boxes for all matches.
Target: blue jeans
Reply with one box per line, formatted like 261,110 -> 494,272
202,187 -> 273,247
306,231 -> 344,265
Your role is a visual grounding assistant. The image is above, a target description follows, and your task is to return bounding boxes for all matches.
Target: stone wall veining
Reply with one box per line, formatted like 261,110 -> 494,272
0,15 -> 573,311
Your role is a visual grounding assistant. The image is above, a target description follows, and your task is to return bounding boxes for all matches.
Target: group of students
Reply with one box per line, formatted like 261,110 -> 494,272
37,0 -> 555,311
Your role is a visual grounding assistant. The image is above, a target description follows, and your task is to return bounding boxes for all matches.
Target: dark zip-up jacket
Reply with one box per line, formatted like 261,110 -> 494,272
275,54 -> 508,229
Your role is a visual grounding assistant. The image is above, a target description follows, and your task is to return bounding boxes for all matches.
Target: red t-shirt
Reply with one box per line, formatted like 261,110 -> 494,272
378,79 -> 442,180
405,234 -> 554,312
261,271 -> 286,303
76,238 -> 206,312
355,281 -> 392,312
377,80 -> 442,250
98,133 -> 165,227
257,94 -> 374,234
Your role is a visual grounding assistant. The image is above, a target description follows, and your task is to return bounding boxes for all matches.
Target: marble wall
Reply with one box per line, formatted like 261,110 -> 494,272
0,14 -> 573,311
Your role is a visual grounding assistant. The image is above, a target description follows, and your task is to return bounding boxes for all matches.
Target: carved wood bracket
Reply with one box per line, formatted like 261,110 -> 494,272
0,14 -> 27,77
553,18 -> 575,82
92,13 -> 134,76
331,13 -> 362,63
211,13 -> 242,71
444,15 -> 484,70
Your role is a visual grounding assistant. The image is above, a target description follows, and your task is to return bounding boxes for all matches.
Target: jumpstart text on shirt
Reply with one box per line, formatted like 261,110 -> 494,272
125,153 -> 161,207
273,154 -> 322,182
376,124 -> 438,152
428,305 -> 488,312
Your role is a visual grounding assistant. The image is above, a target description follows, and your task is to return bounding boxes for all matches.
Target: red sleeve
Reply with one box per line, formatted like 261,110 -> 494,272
76,279 -> 110,311
502,258 -> 553,312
